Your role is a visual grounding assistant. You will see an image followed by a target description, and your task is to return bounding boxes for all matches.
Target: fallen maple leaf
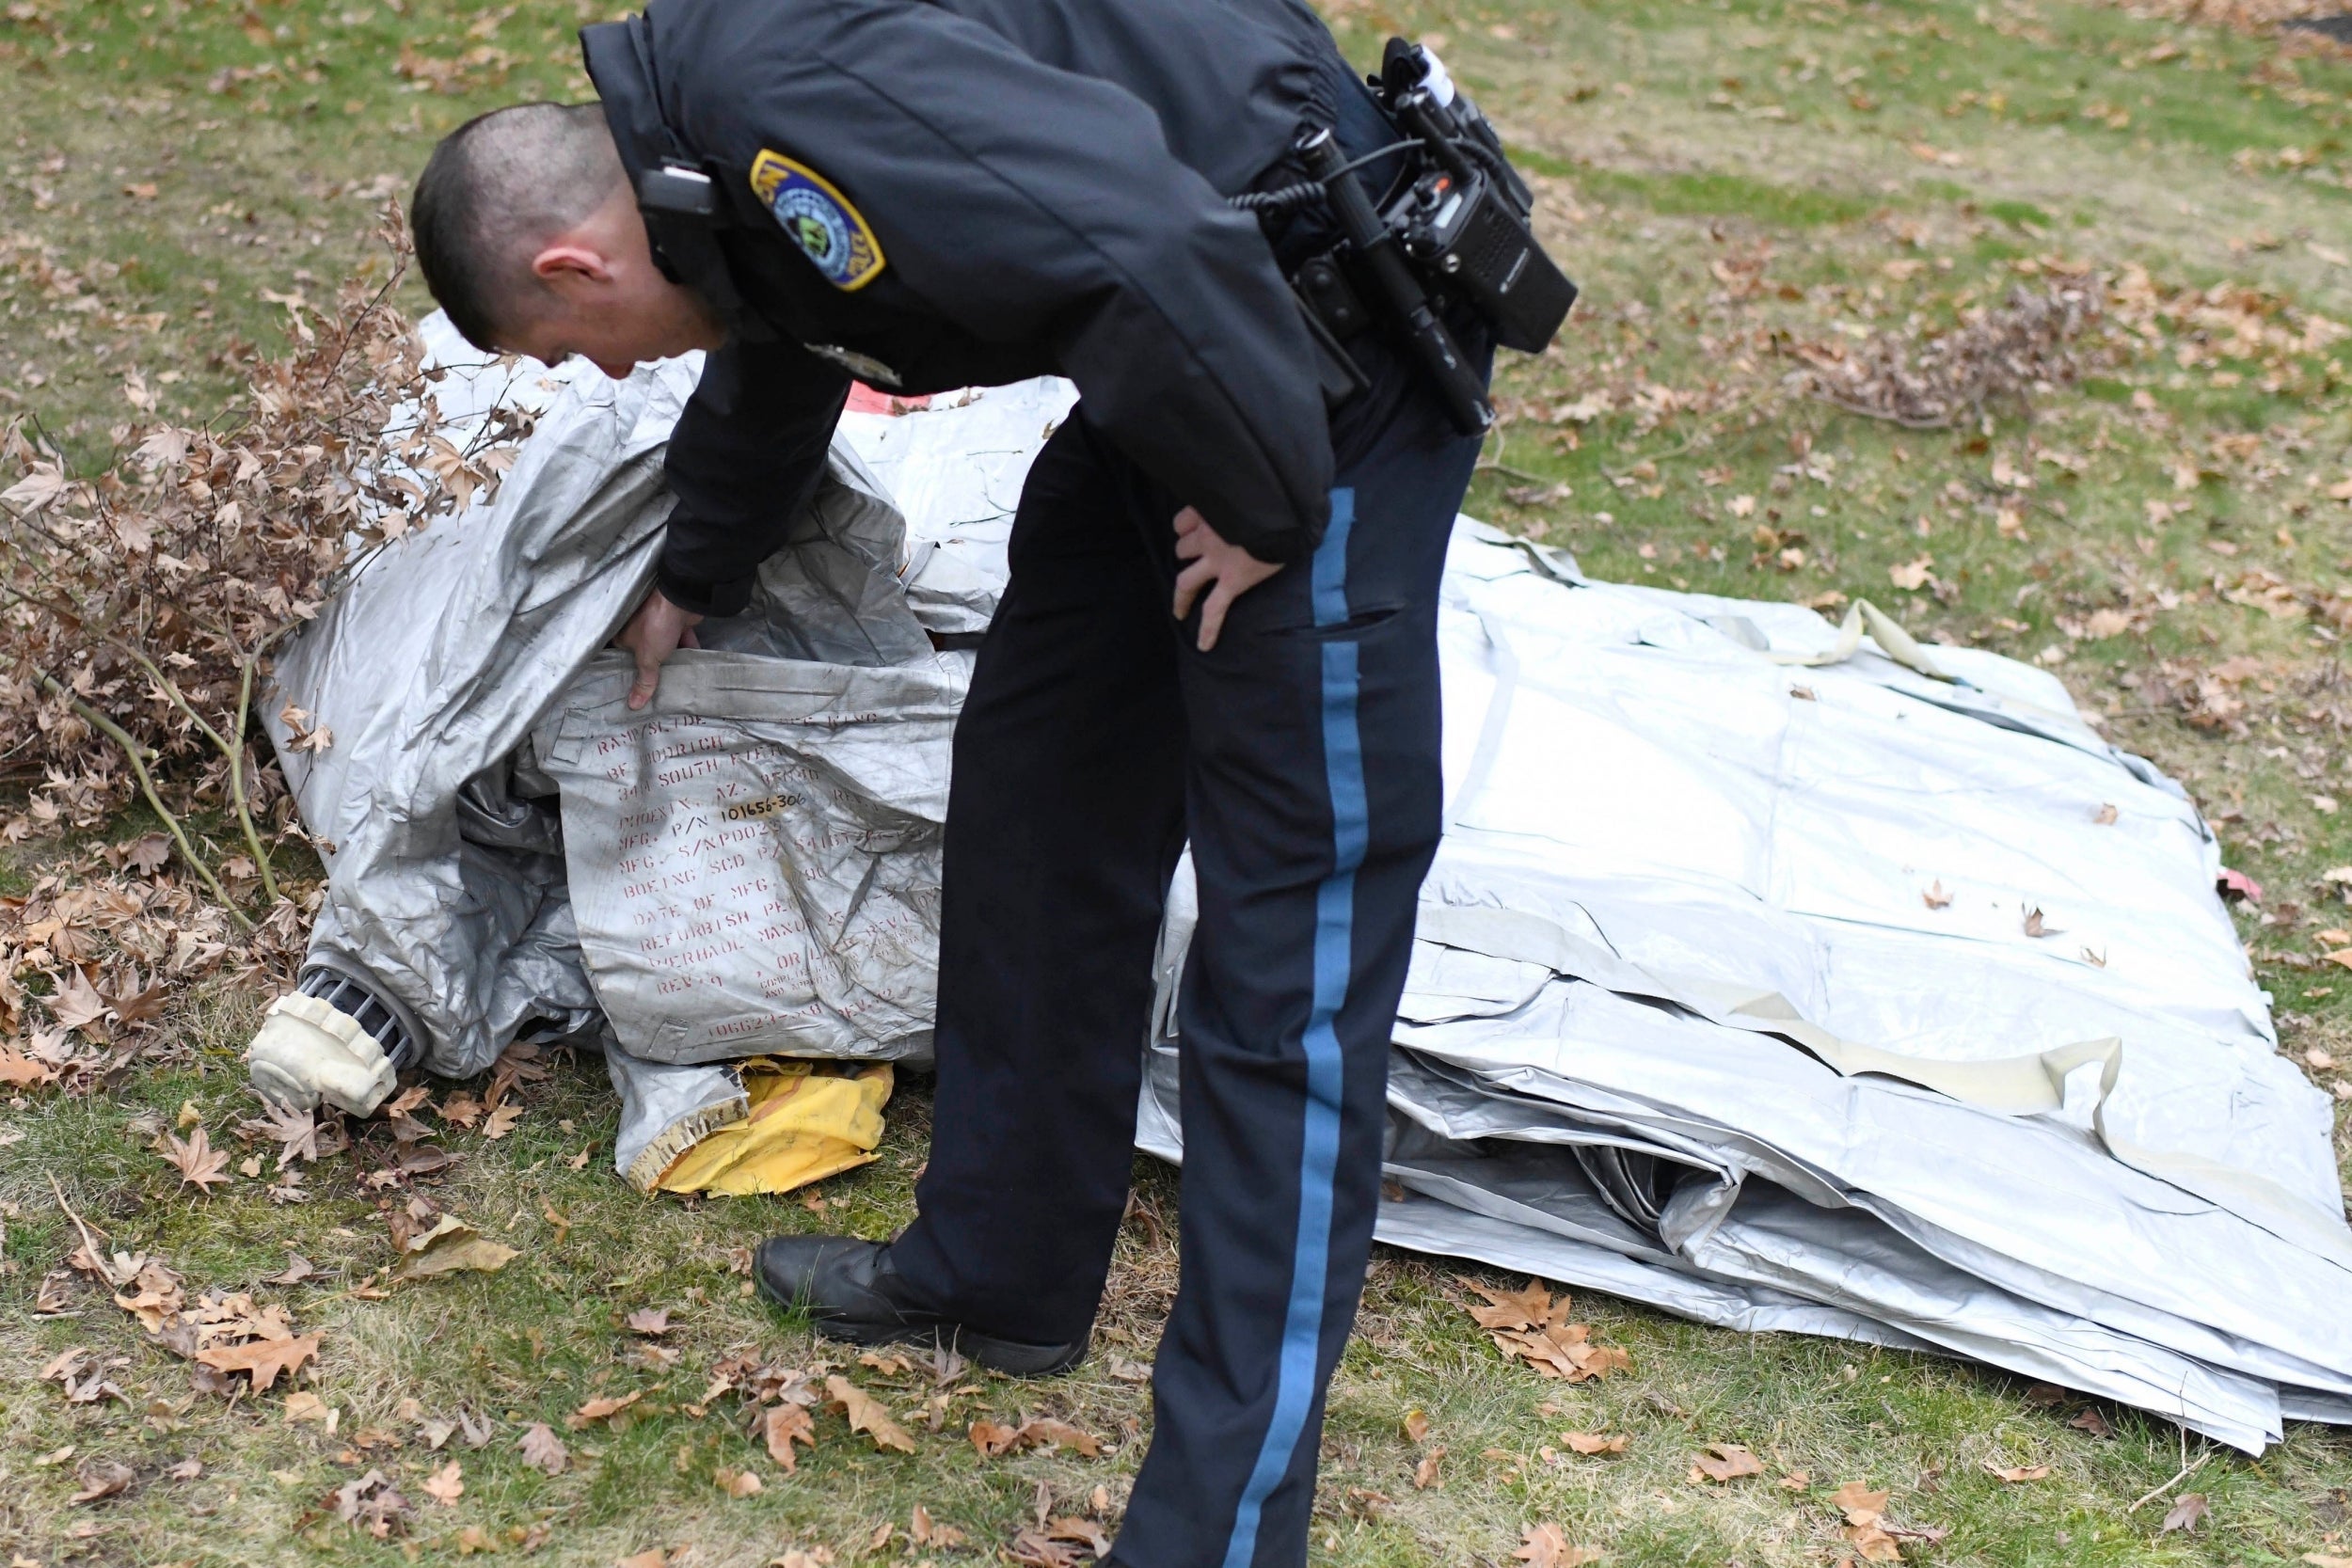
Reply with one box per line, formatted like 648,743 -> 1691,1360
49,967 -> 110,1032
911,1504 -> 966,1549
1922,879 -> 1952,910
127,832 -> 172,874
70,1457 -> 135,1504
421,1460 -> 463,1506
0,1046 -> 59,1086
194,1332 -> 320,1393
717,1466 -> 763,1497
1690,1443 -> 1765,1483
566,1389 -> 643,1430
626,1307 -> 672,1336
1514,1521 -> 1603,1568
1021,1418 -> 1101,1458
1983,1461 -> 2049,1482
1414,1445 -> 1445,1489
514,1422 -> 567,1475
1005,1528 -> 1087,1568
162,1127 -> 232,1193
2161,1493 -> 2209,1534
283,1391 -> 336,1425
481,1103 -> 522,1140
968,1415 -> 1102,1459
1402,1409 -> 1431,1443
105,970 -> 167,1027
1845,1519 -> 1903,1562
1044,1517 -> 1112,1556
1465,1277 -> 1565,1331
828,1372 -> 917,1457
335,1468 -> 410,1538
390,1216 -> 517,1282
1563,1432 -> 1629,1455
764,1404 -> 818,1472
1833,1481 -> 1902,1562
267,1253 -> 318,1286
2068,1407 -> 2115,1439
1832,1481 -> 1889,1514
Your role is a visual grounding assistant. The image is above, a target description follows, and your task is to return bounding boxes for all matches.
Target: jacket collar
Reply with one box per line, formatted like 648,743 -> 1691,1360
580,15 -> 675,189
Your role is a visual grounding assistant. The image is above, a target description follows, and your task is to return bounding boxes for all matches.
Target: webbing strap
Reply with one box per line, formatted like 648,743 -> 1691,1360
1765,598 -> 1954,683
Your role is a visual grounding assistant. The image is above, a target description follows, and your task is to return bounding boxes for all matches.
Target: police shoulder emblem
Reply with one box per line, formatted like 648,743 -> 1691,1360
748,150 -> 886,292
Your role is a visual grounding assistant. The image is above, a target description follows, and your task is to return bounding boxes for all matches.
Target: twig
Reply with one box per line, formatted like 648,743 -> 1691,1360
38,674 -> 253,930
2125,1448 -> 2211,1513
1474,460 -> 1556,484
229,643 -> 283,905
47,1170 -> 112,1261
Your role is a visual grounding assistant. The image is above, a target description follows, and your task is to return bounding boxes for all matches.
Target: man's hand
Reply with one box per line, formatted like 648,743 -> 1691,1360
616,587 -> 705,710
1171,506 -> 1283,652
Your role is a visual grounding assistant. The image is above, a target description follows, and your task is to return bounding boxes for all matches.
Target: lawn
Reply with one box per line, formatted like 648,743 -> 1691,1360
4,0 -> 2351,1564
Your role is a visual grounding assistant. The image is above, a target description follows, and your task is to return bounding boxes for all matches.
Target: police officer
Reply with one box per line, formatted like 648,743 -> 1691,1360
409,2 -> 1507,1560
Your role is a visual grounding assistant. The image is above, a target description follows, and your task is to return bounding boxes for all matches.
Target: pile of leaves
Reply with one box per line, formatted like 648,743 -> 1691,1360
0,205 -> 525,930
1460,1277 -> 1631,1382
2104,0 -> 2343,33
0,840 -> 297,1091
39,1217 -> 322,1411
1789,283 -> 2106,429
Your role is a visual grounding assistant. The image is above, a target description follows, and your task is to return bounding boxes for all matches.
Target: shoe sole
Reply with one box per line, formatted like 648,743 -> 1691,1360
755,1274 -> 1086,1377
810,1314 -> 1088,1377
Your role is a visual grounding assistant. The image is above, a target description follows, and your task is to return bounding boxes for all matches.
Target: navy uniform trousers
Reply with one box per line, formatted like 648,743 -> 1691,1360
887,288 -> 1487,1568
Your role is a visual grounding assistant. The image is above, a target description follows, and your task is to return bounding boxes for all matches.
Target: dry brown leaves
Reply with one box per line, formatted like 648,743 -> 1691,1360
161,1125 -> 231,1193
516,1422 -> 568,1475
763,1403 -> 818,1471
1824,1479 -> 1948,1561
1006,1517 -> 1114,1566
1461,1277 -> 1631,1382
0,208 -> 525,969
0,847 -> 303,1090
56,1238 -> 323,1399
1514,1522 -> 1604,1567
388,1208 -> 516,1283
565,1389 -> 644,1432
969,1416 -> 1104,1459
1834,1481 -> 1902,1561
826,1374 -> 916,1453
334,1468 -> 410,1539
2162,1492 -> 2212,1533
1689,1443 -> 1765,1483
1791,284 -> 2102,429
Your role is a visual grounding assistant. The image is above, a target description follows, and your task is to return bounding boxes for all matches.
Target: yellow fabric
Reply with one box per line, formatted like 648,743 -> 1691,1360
653,1059 -> 893,1196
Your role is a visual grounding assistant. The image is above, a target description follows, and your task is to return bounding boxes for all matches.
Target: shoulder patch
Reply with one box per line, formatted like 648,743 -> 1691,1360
748,150 -> 886,292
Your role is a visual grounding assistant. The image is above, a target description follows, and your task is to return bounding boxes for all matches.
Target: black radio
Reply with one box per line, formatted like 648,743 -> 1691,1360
1385,161 -> 1572,355
1240,39 -> 1577,434
1377,41 -> 1577,356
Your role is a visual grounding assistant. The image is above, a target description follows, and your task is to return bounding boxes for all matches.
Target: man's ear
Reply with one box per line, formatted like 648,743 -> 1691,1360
530,241 -> 616,287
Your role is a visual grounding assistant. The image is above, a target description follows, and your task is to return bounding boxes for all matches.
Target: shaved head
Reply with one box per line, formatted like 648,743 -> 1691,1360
410,103 -> 628,352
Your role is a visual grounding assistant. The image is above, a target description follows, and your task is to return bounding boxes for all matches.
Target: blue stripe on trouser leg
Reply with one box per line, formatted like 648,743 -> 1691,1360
1220,489 -> 1363,1568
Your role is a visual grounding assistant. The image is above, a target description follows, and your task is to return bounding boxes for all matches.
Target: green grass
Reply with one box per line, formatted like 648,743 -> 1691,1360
6,0 -> 2352,1562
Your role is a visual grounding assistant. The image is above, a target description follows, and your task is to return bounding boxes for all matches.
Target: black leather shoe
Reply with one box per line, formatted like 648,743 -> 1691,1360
755,1235 -> 1089,1376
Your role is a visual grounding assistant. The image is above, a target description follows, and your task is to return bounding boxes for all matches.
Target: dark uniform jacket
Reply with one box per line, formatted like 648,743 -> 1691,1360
582,0 -> 1353,618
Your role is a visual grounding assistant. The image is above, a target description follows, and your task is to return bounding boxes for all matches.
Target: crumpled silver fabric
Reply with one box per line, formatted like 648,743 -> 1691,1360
275,315 -> 2348,1451
1144,521 -> 2349,1452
